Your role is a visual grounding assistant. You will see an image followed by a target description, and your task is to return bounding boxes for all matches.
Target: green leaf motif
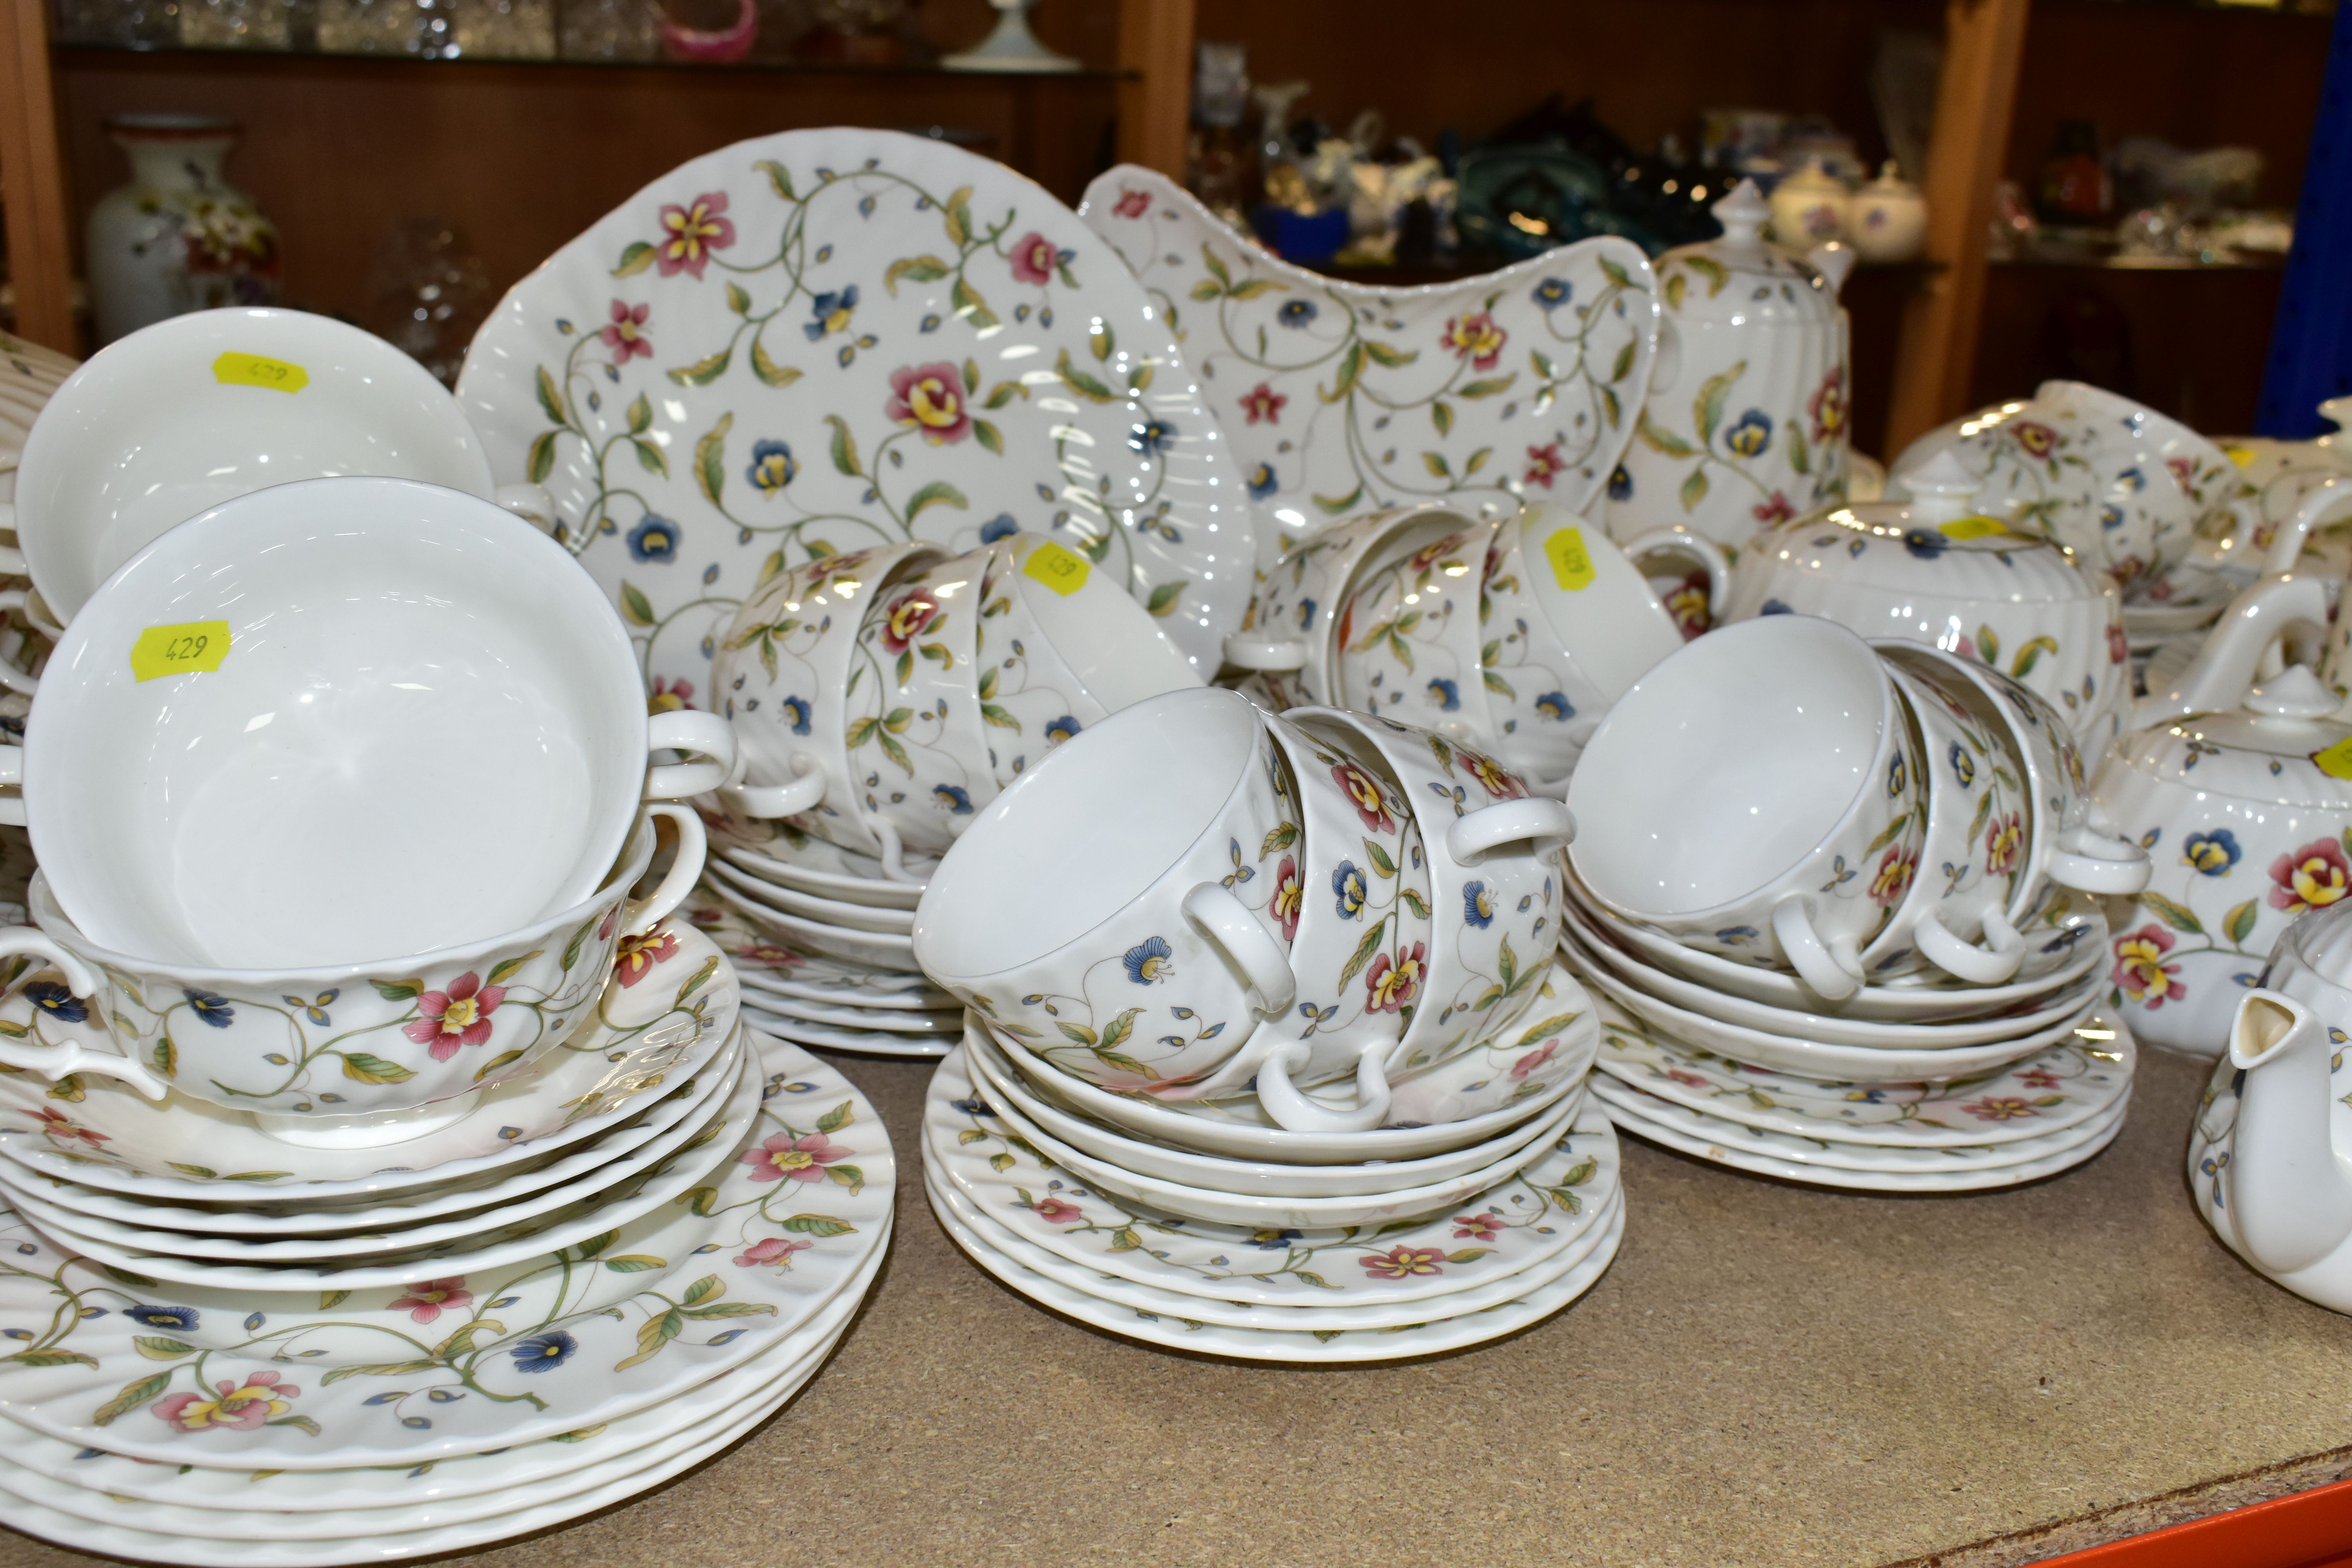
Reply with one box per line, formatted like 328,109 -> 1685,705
1145,581 -> 1182,616
750,337 -> 801,388
611,242 -> 655,279
754,160 -> 795,200
621,583 -> 657,628
883,255 -> 950,295
2141,892 -> 2204,936
602,1254 -> 668,1273
905,481 -> 969,520
527,430 -> 557,485
94,1372 -> 173,1427
1456,376 -> 1516,401
817,1100 -> 853,1134
665,350 -> 730,388
779,1214 -> 856,1237
1322,341 -> 1365,405
1432,400 -> 1454,436
824,414 -> 862,478
695,412 -> 732,509
473,1048 -> 526,1084
1260,822 -> 1299,856
1680,467 -> 1710,512
341,1053 -> 416,1085
534,366 -> 564,423
2227,899 -> 2260,946
1695,360 -> 1746,444
1363,340 -> 1417,368
1635,411 -> 1696,459
10,1349 -> 97,1368
631,437 -> 668,478
615,1309 -> 682,1371
1054,350 -> 1117,404
973,419 -> 1003,456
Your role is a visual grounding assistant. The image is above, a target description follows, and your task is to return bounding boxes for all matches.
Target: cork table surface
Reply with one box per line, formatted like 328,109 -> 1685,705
2,1040 -> 2347,1568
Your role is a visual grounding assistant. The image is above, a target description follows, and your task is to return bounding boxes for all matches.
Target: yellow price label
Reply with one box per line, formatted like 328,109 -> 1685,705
130,621 -> 232,682
1938,515 -> 2011,541
2314,736 -> 2352,780
1022,539 -> 1091,597
212,352 -> 309,394
2224,443 -> 2257,470
1543,526 -> 1597,592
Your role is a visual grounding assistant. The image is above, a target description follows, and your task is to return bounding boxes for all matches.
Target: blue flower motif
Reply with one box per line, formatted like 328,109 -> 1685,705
803,285 -> 858,341
979,514 -> 1020,543
183,990 -> 234,1028
746,439 -> 797,495
123,1305 -> 198,1330
1464,881 -> 1495,928
1534,691 -> 1574,722
2183,829 -> 2241,876
1723,409 -> 1773,459
950,1095 -> 993,1116
1129,418 -> 1176,457
1044,715 -> 1081,744
2100,503 -> 2125,532
779,695 -> 813,735
24,982 -> 85,1025
510,1331 -> 577,1373
1426,677 -> 1461,711
1887,753 -> 1907,798
1759,599 -> 1793,615
1902,528 -> 1947,559
1124,936 -> 1174,984
1277,299 -> 1318,328
1534,277 -> 1572,310
1247,462 -> 1278,500
627,515 -> 680,563
1607,465 -> 1632,502
1333,861 -> 1368,918
1245,1228 -> 1302,1249
934,784 -> 974,815
1295,597 -> 1318,632
1947,742 -> 1975,789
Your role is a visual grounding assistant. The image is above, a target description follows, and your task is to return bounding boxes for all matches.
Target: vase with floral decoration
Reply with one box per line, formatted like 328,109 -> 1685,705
86,114 -> 279,346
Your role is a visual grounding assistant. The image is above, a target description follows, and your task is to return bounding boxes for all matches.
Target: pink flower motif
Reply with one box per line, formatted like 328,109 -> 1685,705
1962,1096 -> 2039,1122
1666,1069 -> 1710,1089
2112,924 -> 2187,1007
1361,1245 -> 1446,1279
1270,856 -> 1302,943
1511,1040 -> 1558,1080
1031,1196 -> 1084,1223
401,972 -> 507,1061
613,929 -> 679,987
655,192 -> 734,278
1452,1213 -> 1502,1241
648,676 -> 695,714
734,943 -> 804,970
32,1107 -> 106,1148
1439,311 -> 1505,371
1009,231 -> 1063,286
885,362 -> 971,445
1459,747 -> 1527,800
1112,187 -> 1151,219
2166,456 -> 2197,492
1365,944 -> 1426,1014
2012,420 -> 2058,460
1752,492 -> 1795,526
1523,441 -> 1566,489
739,1131 -> 851,1183
2107,622 -> 2129,664
388,1278 -> 472,1325
597,907 -> 619,942
2271,838 -> 2352,914
878,587 -> 942,653
2017,1068 -> 2062,1089
1240,382 -> 1287,426
735,1236 -> 814,1269
152,1370 -> 301,1434
600,299 -> 652,362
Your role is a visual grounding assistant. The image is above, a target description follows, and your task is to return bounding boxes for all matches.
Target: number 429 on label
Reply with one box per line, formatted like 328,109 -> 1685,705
131,621 -> 232,682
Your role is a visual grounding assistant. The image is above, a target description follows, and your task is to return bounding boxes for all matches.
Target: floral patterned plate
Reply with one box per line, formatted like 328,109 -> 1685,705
735,976 -> 959,1031
742,1000 -> 952,1060
17,1047 -> 759,1289
1593,992 -> 2135,1149
457,128 -> 1256,686
1600,1078 -> 2126,1192
929,1158 -> 1622,1363
1589,1071 -> 2128,1173
688,895 -> 951,1007
1080,166 -> 1658,553
701,874 -> 918,972
929,1162 -> 1619,1333
0,924 -> 739,1198
0,1032 -> 893,1468
924,1046 -> 1610,1308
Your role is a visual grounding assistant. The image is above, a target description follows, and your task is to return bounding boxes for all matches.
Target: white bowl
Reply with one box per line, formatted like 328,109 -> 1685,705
17,477 -> 705,969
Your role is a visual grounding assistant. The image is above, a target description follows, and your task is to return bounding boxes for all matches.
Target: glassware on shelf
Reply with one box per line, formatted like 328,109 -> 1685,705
364,218 -> 490,387
177,0 -> 289,47
558,0 -> 655,58
85,115 -> 278,346
457,0 -> 550,55
51,0 -> 180,49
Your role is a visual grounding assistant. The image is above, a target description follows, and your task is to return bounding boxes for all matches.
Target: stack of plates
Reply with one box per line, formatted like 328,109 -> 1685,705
925,1011 -> 1622,1362
693,844 -> 957,1058
0,936 -> 895,1563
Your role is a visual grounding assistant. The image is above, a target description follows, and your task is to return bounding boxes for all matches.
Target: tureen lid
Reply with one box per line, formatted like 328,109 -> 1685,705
2118,663 -> 2352,808
1657,179 -> 1841,324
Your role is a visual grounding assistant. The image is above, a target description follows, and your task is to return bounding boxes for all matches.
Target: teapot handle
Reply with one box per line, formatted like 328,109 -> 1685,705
2133,570 -> 2328,729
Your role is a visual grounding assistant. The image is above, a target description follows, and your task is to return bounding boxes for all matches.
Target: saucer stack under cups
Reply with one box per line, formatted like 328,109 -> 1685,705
0,468 -> 891,1561
695,532 -> 1203,1057
911,688 -> 1623,1361
1559,616 -> 2149,1192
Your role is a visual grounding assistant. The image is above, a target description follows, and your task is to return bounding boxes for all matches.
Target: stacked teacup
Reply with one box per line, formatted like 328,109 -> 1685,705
695,531 -> 1203,1056
911,686 -> 1622,1361
1224,501 -> 1724,793
1558,614 -> 2151,1192
0,468 -> 893,1558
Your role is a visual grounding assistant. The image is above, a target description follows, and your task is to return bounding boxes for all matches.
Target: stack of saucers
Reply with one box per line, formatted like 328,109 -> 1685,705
1557,615 -> 2151,1192
695,530 -> 1207,1056
911,686 -> 1622,1359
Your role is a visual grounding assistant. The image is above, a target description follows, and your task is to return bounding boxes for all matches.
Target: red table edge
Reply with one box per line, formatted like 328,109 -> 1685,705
2024,1468 -> 2352,1568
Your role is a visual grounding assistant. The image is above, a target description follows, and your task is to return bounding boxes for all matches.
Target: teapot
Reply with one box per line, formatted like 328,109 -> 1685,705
2091,662 -> 2352,1055
1602,179 -> 1851,550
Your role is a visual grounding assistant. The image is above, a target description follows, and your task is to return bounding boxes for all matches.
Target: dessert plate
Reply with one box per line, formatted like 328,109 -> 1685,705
706,856 -> 914,935
932,1162 -> 1623,1362
735,979 -> 959,1032
745,1004 -> 954,1058
459,127 -> 1256,684
926,1049 -> 1613,1308
1081,166 -> 1658,549
0,1033 -> 894,1469
1593,993 -> 2134,1149
713,835 -> 933,908
702,875 -> 919,971
0,926 -> 740,1197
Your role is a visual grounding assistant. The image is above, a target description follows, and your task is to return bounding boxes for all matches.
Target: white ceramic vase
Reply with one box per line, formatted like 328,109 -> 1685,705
85,115 -> 279,347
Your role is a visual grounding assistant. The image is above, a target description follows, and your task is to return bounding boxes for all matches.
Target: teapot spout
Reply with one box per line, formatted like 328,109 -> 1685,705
2225,989 -> 2352,1275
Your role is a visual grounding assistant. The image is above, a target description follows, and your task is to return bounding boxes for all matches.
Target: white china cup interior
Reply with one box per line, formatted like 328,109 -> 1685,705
23,476 -> 650,969
1570,615 -> 1886,918
913,687 -> 1261,982
1009,540 -> 1200,709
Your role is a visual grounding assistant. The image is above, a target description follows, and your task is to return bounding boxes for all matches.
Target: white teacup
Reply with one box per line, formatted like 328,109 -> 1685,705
1330,521 -> 1500,742
844,549 -> 996,855
1568,615 -> 1927,1000
7,307 -> 552,625
911,687 -> 1300,1092
7,477 -> 731,970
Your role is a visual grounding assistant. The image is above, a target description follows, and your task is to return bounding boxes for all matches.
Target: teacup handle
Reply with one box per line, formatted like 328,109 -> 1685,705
0,740 -> 22,826
2047,825 -> 2152,896
1771,895 -> 1864,1002
0,929 -> 167,1100
1253,1036 -> 1392,1134
1445,797 -> 1575,864
721,749 -> 827,820
0,590 -> 37,697
623,802 -> 708,936
1911,904 -> 2025,985
1179,882 -> 1296,1017
1620,526 -> 1733,621
646,710 -> 738,800
493,483 -> 559,535
1223,633 -> 1309,673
